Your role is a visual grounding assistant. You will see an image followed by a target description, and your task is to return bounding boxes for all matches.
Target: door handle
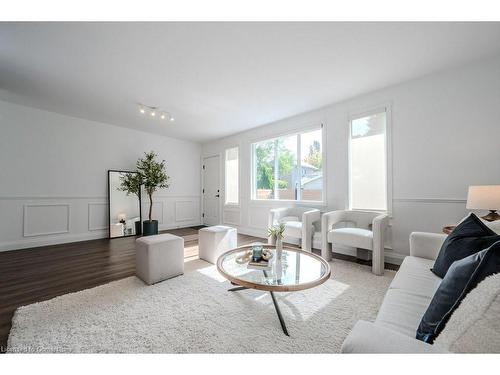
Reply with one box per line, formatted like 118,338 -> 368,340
215,194 -> 220,198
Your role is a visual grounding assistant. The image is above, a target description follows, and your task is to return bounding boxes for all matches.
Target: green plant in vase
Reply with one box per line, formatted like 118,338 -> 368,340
268,223 -> 285,259
136,151 -> 170,236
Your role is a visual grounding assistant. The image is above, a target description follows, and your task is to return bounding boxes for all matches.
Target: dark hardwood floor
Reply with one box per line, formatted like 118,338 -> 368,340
0,228 -> 397,352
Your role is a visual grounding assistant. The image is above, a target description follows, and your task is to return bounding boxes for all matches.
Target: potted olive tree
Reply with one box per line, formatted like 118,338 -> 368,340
118,171 -> 143,235
136,151 -> 170,236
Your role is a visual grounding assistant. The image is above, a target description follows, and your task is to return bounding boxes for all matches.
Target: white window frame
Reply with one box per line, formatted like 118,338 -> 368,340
348,104 -> 393,214
224,146 -> 240,207
250,124 -> 326,205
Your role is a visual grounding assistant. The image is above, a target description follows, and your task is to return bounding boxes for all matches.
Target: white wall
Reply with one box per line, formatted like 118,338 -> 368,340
0,100 -> 201,250
202,56 -> 500,263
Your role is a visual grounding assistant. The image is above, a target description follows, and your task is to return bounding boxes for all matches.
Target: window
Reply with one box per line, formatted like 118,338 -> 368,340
252,127 -> 323,202
349,110 -> 387,211
224,147 -> 239,205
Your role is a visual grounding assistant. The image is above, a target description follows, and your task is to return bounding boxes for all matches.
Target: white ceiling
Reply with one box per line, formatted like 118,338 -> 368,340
1,22 -> 500,143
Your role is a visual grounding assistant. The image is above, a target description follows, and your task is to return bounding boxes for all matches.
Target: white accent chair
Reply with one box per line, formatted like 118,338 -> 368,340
268,207 -> 321,252
321,210 -> 389,275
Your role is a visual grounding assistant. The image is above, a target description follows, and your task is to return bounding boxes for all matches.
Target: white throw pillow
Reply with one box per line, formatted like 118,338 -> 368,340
435,273 -> 500,353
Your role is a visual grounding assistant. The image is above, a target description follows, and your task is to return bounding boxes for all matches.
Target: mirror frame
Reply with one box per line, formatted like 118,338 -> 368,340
108,169 -> 142,239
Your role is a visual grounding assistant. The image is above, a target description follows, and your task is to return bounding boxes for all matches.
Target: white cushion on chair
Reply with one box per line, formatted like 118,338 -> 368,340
284,221 -> 302,238
198,225 -> 237,264
328,227 -> 373,250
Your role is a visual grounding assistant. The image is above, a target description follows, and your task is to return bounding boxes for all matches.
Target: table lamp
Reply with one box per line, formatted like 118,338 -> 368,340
466,185 -> 500,222
117,213 -> 127,224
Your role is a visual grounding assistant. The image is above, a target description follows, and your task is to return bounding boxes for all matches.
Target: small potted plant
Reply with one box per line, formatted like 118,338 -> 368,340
268,223 -> 285,259
136,151 -> 170,236
118,171 -> 143,235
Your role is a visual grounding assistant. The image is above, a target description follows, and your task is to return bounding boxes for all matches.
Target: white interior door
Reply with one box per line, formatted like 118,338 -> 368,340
203,155 -> 220,226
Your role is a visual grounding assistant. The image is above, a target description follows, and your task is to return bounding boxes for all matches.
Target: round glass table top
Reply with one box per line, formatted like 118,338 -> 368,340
216,245 -> 331,292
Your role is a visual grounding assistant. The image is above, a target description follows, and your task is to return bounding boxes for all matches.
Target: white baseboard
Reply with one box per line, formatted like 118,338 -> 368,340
0,231 -> 109,252
0,221 -> 202,252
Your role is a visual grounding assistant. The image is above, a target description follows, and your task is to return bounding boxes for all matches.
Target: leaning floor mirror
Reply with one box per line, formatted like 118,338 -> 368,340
108,170 -> 142,238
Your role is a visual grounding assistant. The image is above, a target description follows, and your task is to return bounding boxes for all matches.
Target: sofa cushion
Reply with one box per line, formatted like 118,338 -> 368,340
434,273 -> 500,353
417,241 -> 500,343
328,227 -> 373,250
432,213 -> 498,278
375,288 -> 434,337
341,320 -> 446,353
390,256 -> 442,299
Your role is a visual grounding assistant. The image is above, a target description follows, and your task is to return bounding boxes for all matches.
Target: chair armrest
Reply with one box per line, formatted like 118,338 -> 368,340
372,213 -> 389,275
372,213 -> 389,244
302,209 -> 320,227
321,210 -> 346,259
301,209 -> 321,251
409,232 -> 447,260
341,321 -> 447,353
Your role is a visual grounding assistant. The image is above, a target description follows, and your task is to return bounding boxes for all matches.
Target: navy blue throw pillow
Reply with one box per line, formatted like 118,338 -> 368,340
416,240 -> 500,343
432,213 -> 499,278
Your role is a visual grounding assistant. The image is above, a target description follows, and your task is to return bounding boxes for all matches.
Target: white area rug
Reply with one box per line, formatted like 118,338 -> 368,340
8,259 -> 394,353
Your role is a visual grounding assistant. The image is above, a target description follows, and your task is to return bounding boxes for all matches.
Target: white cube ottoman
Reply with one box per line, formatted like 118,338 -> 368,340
135,233 -> 184,285
198,225 -> 237,264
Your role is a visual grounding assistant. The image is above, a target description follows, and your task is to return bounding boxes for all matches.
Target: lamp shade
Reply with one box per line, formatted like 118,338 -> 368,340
466,185 -> 500,210
117,213 -> 127,221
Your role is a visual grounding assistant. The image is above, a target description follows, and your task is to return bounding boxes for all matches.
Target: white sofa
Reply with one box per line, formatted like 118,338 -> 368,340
322,210 -> 389,275
341,231 -> 448,353
268,207 -> 321,252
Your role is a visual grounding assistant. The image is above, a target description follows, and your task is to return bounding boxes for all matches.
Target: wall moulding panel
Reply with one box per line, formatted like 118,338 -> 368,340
175,201 -> 195,222
23,203 -> 71,237
88,202 -> 108,231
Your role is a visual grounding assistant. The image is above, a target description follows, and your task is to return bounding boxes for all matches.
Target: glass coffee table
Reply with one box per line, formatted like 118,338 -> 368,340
216,245 -> 331,336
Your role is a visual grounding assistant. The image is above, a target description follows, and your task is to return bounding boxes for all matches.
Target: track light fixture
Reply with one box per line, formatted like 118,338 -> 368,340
138,104 -> 174,122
